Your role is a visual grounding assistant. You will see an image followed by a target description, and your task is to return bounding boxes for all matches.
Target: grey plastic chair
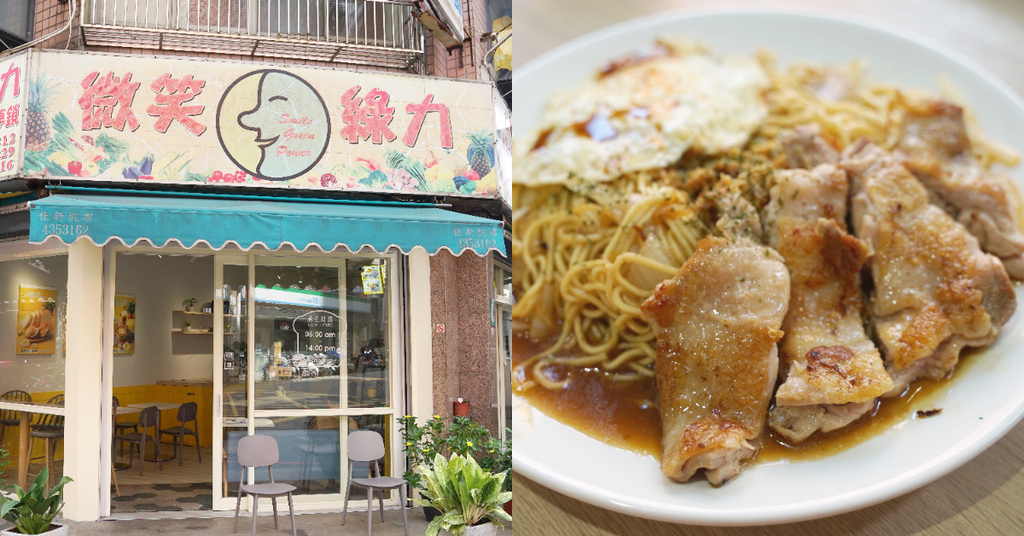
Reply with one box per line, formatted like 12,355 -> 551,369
343,429 -> 409,536
113,405 -> 161,476
159,401 -> 201,466
232,434 -> 297,536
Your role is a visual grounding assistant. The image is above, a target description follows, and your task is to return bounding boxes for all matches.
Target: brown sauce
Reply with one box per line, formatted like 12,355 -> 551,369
514,328 -> 972,465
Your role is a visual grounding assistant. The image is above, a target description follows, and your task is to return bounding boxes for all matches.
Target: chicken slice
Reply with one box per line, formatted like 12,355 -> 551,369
763,166 -> 892,443
641,234 -> 789,486
780,125 -> 840,169
895,99 -> 1024,279
842,140 -> 1016,395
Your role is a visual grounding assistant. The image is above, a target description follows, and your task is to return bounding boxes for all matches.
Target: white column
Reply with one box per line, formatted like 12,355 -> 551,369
407,249 -> 433,422
63,240 -> 104,521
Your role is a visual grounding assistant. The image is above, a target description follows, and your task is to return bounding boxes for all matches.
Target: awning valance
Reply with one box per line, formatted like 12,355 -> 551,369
28,194 -> 505,256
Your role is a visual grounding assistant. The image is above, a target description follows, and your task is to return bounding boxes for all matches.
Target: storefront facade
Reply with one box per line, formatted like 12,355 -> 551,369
0,0 -> 510,520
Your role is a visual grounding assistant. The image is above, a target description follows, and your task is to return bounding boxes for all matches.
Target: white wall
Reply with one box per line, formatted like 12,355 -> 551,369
113,253 -> 215,386
0,254 -> 68,395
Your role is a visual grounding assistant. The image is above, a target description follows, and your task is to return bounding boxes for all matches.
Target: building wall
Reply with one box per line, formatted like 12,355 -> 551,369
429,249 -> 498,434
32,0 -> 491,80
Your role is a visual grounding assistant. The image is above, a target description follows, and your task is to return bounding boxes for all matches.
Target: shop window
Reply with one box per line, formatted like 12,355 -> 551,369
493,264 -> 512,303
0,0 -> 33,49
0,254 -> 68,400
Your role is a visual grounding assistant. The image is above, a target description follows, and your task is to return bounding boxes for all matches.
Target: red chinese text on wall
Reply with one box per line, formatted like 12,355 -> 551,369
339,86 -> 453,149
146,74 -> 207,136
74,72 -> 456,150
78,71 -> 209,136
0,61 -> 22,174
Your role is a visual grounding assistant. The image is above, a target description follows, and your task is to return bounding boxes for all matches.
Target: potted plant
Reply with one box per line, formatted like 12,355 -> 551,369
181,297 -> 198,312
182,321 -> 192,333
416,453 -> 511,536
478,430 -> 511,515
452,397 -> 470,417
1,468 -> 73,535
399,415 -> 495,521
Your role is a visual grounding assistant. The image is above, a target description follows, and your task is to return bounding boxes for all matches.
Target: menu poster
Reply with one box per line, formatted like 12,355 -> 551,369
17,285 -> 57,355
361,265 -> 384,295
113,294 -> 136,354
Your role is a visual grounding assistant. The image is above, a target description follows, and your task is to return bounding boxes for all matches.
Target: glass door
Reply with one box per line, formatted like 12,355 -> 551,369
213,253 -> 401,510
213,255 -> 251,509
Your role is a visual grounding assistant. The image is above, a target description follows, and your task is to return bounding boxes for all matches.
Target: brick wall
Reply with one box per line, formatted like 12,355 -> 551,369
423,0 -> 487,80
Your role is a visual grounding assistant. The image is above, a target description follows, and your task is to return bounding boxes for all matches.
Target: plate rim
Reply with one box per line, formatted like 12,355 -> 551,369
512,6 -> 1024,526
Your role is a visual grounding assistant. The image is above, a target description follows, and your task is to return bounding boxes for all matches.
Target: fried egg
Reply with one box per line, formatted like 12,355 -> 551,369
515,40 -> 770,186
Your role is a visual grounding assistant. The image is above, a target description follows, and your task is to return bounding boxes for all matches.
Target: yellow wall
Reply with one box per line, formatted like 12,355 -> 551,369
0,383 -> 214,466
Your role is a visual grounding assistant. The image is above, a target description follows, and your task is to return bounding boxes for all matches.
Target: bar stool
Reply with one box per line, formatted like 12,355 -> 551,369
28,393 -> 64,491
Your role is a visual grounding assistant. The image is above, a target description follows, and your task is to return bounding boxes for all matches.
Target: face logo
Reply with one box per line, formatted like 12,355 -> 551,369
217,70 -> 330,181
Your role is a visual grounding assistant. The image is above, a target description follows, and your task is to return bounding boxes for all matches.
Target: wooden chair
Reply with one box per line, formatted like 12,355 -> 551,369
28,394 -> 64,492
343,429 -> 409,536
159,401 -> 201,466
113,406 -> 161,476
232,435 -> 297,536
0,390 -> 31,447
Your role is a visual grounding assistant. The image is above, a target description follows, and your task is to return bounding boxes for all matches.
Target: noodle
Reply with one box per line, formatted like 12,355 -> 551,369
513,47 -> 1021,391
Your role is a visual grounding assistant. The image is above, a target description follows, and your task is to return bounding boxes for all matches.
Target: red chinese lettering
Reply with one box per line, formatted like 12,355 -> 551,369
5,104 -> 19,128
403,94 -> 452,149
146,73 -> 207,136
0,64 -> 20,104
338,85 -> 397,144
78,71 -> 141,132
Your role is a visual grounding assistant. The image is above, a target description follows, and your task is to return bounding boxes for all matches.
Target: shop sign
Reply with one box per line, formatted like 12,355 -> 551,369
0,52 -> 28,179
17,51 -> 499,197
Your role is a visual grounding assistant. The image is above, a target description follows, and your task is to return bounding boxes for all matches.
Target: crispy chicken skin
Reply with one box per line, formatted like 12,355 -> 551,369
842,140 -> 1016,395
896,99 -> 1024,279
764,166 -> 892,442
642,235 -> 789,485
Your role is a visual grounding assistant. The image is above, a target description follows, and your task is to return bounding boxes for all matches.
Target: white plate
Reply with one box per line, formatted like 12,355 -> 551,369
512,9 -> 1024,525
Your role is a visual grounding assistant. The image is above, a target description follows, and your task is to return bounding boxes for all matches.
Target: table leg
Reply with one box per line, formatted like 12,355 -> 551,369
156,412 -> 162,470
17,412 -> 28,490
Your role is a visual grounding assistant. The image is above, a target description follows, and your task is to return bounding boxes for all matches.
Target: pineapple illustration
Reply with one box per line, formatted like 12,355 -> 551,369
466,130 -> 495,177
26,76 -> 57,153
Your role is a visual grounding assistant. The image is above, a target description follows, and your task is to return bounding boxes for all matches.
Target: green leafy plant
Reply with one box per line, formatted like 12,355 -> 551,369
1,468 -> 73,534
399,415 -> 503,492
478,429 -> 511,492
182,297 -> 198,310
416,453 -> 511,536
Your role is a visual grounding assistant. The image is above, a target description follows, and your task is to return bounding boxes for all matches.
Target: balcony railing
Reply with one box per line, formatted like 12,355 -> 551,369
81,0 -> 424,70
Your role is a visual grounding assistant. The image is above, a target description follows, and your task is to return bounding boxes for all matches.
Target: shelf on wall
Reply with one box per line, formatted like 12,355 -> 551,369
173,310 -> 214,316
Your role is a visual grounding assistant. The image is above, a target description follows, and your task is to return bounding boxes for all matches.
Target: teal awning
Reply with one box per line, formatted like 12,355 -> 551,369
28,193 -> 505,256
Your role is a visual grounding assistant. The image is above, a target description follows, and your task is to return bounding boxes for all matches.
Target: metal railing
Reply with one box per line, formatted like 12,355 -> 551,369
81,0 -> 424,69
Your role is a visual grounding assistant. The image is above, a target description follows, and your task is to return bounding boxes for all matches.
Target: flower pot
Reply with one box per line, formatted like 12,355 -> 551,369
445,523 -> 498,536
453,400 -> 470,417
1,523 -> 69,536
423,506 -> 442,522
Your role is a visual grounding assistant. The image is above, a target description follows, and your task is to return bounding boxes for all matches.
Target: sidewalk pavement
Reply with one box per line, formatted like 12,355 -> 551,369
54,508 -> 512,536
49,506 -> 512,535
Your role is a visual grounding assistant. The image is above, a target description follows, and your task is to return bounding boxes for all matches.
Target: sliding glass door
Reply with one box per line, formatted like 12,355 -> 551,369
213,253 -> 400,510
